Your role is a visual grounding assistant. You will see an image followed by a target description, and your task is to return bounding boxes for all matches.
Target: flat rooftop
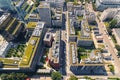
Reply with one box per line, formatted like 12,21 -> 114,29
29,13 -> 40,19
44,32 -> 52,41
27,22 -> 37,28
39,2 -> 50,8
19,22 -> 45,68
32,22 -> 45,37
0,35 -> 11,57
113,28 -> 120,39
69,42 -> 104,66
19,36 -> 40,68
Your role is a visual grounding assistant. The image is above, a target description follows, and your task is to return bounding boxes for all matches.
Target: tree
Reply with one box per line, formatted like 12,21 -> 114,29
1,73 -> 8,80
69,75 -> 78,80
109,19 -> 118,29
77,47 -> 86,52
51,72 -> 62,80
0,73 -> 28,80
118,51 -> 120,56
115,45 -> 120,51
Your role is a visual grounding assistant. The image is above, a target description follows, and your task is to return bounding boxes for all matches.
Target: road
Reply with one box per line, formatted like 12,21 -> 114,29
87,3 -> 120,75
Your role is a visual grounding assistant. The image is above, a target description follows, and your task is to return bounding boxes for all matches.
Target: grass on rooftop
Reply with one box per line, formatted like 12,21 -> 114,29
19,37 -> 40,67
0,58 -> 19,65
26,5 -> 31,12
5,18 -> 16,31
22,2 -> 28,9
25,6 -> 36,20
27,22 -> 37,28
3,65 -> 18,68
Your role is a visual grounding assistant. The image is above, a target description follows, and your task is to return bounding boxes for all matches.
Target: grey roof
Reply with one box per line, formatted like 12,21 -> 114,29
114,28 -> 120,38
44,32 -> 52,41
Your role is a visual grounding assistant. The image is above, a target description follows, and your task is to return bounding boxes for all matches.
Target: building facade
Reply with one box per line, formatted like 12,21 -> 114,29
96,0 -> 120,11
38,2 -> 52,27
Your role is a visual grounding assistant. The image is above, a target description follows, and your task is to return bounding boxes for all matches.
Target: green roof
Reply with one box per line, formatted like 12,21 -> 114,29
25,6 -> 36,20
0,58 -> 19,65
19,37 -> 40,67
27,22 -> 37,28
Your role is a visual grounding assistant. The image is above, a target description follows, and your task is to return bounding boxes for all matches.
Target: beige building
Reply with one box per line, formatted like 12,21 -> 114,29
43,32 -> 53,47
112,28 -> 120,45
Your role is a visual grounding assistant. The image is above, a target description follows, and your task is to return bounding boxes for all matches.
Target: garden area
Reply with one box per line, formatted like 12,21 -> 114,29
108,64 -> 115,73
6,44 -> 26,58
40,48 -> 49,64
77,47 -> 91,62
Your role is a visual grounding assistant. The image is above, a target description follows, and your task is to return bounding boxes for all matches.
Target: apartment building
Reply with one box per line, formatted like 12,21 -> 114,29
49,30 -> 61,69
96,0 -> 120,11
43,32 -> 53,47
112,28 -> 120,45
0,0 -> 15,11
69,42 -> 105,75
0,13 -> 25,41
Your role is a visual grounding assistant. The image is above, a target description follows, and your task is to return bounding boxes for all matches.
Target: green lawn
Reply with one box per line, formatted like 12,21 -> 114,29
108,64 -> 114,72
27,22 -> 37,28
111,35 -> 117,44
0,58 -> 19,65
19,37 -> 40,67
80,53 -> 88,59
